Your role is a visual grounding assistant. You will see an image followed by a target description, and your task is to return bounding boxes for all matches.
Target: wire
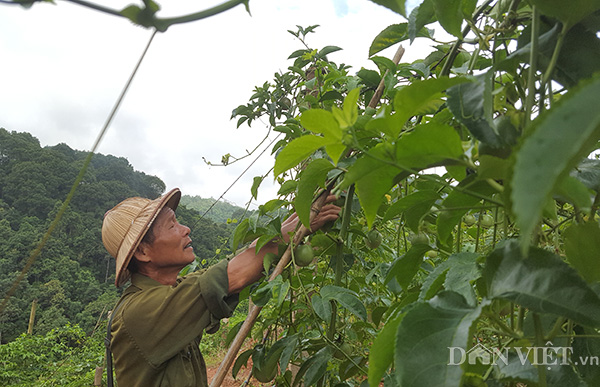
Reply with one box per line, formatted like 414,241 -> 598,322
190,131 -> 282,230
0,30 -> 158,314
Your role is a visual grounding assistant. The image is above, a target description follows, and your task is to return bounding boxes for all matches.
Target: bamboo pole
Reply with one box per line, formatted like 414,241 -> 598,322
209,188 -> 332,387
367,45 -> 405,109
94,366 -> 104,386
27,299 -> 37,335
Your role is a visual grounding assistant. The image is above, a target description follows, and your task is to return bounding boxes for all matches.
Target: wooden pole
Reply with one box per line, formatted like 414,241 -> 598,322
367,45 -> 405,109
209,189 -> 332,387
27,299 -> 37,335
94,366 -> 104,386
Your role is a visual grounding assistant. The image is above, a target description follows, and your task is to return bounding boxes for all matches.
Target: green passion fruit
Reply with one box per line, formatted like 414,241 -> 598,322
294,244 -> 315,267
364,229 -> 382,249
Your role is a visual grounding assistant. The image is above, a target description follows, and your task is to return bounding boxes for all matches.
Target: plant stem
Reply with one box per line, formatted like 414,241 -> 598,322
533,313 -> 548,387
327,185 -> 354,340
524,6 -> 540,127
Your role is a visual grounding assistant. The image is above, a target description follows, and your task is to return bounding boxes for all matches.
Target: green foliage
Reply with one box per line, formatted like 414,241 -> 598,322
0,129 -> 232,347
228,6 -> 600,386
0,324 -> 105,386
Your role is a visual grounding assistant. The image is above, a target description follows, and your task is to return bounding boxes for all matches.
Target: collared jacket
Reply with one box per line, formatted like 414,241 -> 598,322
109,259 -> 238,386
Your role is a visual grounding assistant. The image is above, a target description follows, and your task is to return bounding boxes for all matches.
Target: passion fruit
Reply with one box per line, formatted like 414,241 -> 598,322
480,214 -> 494,228
294,244 -> 315,267
364,230 -> 382,249
463,214 -> 477,227
410,233 -> 429,245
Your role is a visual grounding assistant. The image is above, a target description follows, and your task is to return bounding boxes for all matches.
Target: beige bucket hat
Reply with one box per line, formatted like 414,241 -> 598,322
102,188 -> 181,287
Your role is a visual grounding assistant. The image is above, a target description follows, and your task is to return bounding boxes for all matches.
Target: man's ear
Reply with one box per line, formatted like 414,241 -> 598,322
134,242 -> 152,263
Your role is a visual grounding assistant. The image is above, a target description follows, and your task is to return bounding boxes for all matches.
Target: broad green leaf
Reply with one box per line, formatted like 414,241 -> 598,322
499,22 -> 600,88
395,292 -> 490,386
357,68 -> 381,88
273,135 -> 330,176
295,158 -> 335,229
554,175 -> 592,212
447,71 -> 503,147
300,109 -> 342,139
231,218 -> 250,250
369,23 -> 433,56
437,177 -> 497,246
276,335 -> 298,372
368,311 -> 405,387
325,142 -> 347,165
478,155 -> 510,180
431,0 -> 464,38
356,162 -> 402,228
571,158 -> 600,192
408,0 -> 436,43
510,76 -> 600,253
343,88 -> 361,127
232,349 -> 252,379
564,222 -> 600,283
443,252 -> 481,306
419,253 -> 481,304
383,190 -> 440,232
393,77 -> 471,137
311,293 -> 332,321
484,240 -> 600,327
385,244 -> 431,290
340,144 -> 389,190
296,347 -> 332,387
321,285 -> 368,320
530,0 -> 600,30
371,55 -> 400,74
368,0 -> 406,17
317,45 -> 343,58
395,122 -> 464,170
251,176 -> 262,200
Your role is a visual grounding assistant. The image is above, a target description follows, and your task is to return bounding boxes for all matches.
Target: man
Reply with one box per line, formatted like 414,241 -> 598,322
101,187 -> 339,386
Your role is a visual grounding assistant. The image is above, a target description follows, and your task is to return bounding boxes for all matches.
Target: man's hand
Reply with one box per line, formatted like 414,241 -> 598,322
280,194 -> 341,243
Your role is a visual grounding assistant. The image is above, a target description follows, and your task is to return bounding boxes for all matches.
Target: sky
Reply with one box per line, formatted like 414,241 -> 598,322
0,0 -> 432,209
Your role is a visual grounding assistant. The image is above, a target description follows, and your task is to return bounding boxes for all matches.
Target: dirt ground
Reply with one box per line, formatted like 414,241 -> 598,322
206,363 -> 253,387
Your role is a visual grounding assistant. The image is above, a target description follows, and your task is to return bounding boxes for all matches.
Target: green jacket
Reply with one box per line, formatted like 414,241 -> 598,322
110,259 -> 238,386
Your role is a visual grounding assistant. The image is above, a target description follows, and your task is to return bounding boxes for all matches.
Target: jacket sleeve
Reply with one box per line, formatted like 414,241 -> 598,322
120,259 -> 239,367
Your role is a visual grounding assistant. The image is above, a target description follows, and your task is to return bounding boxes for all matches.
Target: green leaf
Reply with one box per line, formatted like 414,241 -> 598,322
311,293 -> 332,321
277,335 -> 298,372
368,0 -> 406,17
232,349 -> 252,379
564,222 -> 600,283
317,45 -> 342,58
356,162 -> 402,229
484,240 -> 600,327
274,135 -> 330,176
395,292 -> 490,386
436,177 -> 496,246
408,0 -> 436,43
357,68 -> 381,88
385,244 -> 431,290
530,0 -> 600,30
321,285 -> 368,321
392,77 -> 471,137
554,175 -> 592,212
251,176 -> 262,200
571,158 -> 600,192
383,190 -> 440,232
431,0 -> 464,38
231,218 -> 250,250
295,158 -> 335,229
368,312 -> 405,387
370,23 -> 433,56
371,56 -> 398,74
510,76 -> 600,253
447,71 -> 504,147
443,252 -> 481,306
296,347 -> 332,387
343,88 -> 361,128
395,122 -> 464,170
300,109 -> 342,139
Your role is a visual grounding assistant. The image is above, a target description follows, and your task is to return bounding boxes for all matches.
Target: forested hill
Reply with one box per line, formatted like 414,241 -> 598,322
180,195 -> 249,223
0,128 -> 234,343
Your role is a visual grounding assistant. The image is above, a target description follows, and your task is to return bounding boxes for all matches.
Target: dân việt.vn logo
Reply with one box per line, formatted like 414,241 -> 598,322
448,341 -> 599,369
